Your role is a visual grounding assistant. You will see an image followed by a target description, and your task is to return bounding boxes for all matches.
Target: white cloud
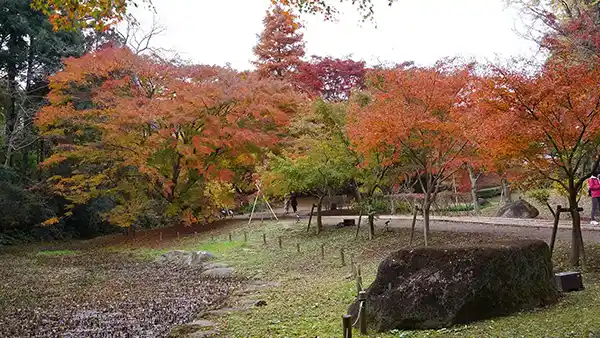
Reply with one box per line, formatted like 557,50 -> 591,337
125,0 -> 539,70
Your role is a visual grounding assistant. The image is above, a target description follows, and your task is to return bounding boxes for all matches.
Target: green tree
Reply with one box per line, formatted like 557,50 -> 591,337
1,0 -> 84,171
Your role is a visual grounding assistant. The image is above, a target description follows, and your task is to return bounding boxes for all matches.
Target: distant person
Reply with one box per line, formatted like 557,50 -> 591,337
589,173 -> 600,225
290,191 -> 298,214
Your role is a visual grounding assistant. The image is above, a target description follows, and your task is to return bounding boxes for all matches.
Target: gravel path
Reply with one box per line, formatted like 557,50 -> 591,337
319,215 -> 600,243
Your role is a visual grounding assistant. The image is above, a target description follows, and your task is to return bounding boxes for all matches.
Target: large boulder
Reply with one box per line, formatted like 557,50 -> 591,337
348,240 -> 558,331
496,199 -> 539,218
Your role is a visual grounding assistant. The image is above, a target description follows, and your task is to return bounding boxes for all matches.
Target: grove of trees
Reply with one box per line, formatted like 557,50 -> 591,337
3,0 -> 600,267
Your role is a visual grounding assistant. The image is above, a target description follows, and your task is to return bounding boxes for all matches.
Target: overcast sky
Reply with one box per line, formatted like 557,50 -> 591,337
125,0 -> 541,70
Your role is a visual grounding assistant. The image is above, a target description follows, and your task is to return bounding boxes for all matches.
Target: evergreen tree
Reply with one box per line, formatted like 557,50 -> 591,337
252,5 -> 305,80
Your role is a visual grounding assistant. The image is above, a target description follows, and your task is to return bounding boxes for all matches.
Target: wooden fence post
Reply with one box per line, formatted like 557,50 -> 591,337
342,314 -> 352,338
356,268 -> 363,293
340,248 -> 346,266
358,290 -> 367,334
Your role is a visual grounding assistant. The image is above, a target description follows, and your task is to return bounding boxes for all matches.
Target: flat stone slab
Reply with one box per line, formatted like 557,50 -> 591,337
188,320 -> 217,328
202,262 -> 229,270
201,267 -> 234,278
155,250 -> 214,266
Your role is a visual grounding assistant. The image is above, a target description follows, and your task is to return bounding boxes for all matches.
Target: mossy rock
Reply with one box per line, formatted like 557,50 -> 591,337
348,240 -> 558,331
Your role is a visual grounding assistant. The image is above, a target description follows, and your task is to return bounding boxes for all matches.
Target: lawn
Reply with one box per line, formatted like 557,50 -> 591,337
2,219 -> 600,337
124,219 -> 600,337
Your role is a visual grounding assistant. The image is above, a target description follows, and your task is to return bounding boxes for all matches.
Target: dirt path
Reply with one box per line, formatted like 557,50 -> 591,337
320,216 -> 600,243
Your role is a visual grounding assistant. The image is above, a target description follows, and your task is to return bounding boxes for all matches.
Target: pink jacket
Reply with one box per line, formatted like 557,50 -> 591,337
590,176 -> 600,198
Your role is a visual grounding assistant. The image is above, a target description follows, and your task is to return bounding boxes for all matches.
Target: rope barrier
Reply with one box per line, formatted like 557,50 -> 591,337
353,301 -> 364,326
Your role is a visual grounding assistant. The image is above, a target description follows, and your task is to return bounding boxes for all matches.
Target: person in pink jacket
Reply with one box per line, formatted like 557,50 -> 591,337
589,174 -> 600,225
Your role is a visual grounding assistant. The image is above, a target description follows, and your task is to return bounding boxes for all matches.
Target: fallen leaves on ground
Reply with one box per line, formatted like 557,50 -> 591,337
0,251 -> 240,337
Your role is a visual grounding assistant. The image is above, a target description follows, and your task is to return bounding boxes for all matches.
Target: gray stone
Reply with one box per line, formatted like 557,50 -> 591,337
188,319 -> 217,328
496,199 -> 539,218
348,240 -> 558,331
155,250 -> 214,267
201,267 -> 234,278
202,262 -> 229,270
191,251 -> 214,265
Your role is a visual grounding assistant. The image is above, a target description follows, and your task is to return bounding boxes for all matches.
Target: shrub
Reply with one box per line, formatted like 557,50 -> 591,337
477,186 -> 502,199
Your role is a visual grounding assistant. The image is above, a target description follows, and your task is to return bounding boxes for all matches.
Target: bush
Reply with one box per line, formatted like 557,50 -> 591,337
477,186 -> 501,199
0,181 -> 57,245
527,189 -> 551,205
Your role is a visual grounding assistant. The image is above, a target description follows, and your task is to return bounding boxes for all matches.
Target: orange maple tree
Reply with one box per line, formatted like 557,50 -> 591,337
30,0 -> 153,31
347,60 -> 476,244
253,5 -> 306,80
476,59 -> 600,266
36,47 -> 303,227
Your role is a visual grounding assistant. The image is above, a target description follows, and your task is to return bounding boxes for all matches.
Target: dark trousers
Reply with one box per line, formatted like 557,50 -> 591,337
592,197 -> 600,220
292,204 -> 297,213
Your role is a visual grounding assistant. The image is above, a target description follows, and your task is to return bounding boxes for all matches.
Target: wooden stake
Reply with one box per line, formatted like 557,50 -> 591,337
243,231 -> 247,242
263,233 -> 266,245
278,236 -> 282,249
342,314 -> 352,338
228,232 -> 232,241
320,244 -> 325,260
340,248 -> 346,266
358,291 -> 367,334
296,243 -> 300,253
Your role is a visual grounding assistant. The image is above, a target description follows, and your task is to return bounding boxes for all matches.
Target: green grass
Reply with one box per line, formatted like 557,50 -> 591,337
35,249 -> 79,256
137,220 -> 600,337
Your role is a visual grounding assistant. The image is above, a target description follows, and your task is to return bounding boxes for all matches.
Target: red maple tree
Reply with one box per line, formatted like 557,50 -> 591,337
348,60 -> 476,244
476,58 -> 600,266
253,5 -> 306,80
295,56 -> 366,101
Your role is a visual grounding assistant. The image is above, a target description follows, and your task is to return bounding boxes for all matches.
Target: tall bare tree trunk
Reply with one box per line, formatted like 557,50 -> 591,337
466,165 -> 480,216
569,191 -> 584,266
501,177 -> 512,204
368,211 -> 375,240
316,195 -> 324,234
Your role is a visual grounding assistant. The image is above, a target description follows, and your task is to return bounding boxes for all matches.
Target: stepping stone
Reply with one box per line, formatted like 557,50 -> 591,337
188,320 -> 217,328
202,262 -> 229,270
201,267 -> 234,278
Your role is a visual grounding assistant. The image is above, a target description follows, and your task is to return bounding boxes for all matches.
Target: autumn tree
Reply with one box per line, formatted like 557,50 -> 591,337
36,47 -> 302,229
348,60 -> 475,245
477,59 -> 600,266
31,0 -> 154,31
253,5 -> 305,80
33,0 -> 397,31
295,56 -> 366,101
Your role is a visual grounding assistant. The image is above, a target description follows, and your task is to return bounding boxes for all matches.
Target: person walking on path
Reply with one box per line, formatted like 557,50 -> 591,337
290,191 -> 298,214
589,173 -> 600,225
